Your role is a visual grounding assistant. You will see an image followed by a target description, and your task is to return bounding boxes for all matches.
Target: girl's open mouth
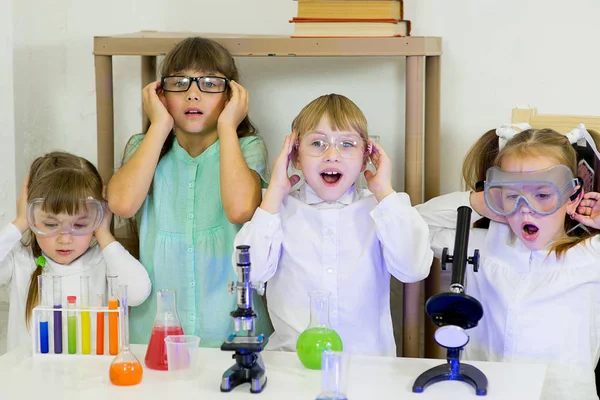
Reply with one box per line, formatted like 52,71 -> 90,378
321,171 -> 342,186
185,108 -> 203,116
521,222 -> 540,242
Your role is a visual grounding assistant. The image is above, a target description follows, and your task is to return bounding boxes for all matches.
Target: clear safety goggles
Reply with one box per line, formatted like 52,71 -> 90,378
297,133 -> 368,159
483,165 -> 581,216
27,198 -> 104,237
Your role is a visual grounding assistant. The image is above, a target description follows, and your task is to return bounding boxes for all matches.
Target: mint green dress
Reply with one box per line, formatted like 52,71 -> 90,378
124,134 -> 272,346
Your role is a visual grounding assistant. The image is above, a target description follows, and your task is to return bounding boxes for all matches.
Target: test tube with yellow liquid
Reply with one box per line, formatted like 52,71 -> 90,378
80,276 -> 91,354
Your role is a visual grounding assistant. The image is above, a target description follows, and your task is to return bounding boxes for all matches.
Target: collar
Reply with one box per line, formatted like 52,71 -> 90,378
172,135 -> 219,164
303,184 -> 356,205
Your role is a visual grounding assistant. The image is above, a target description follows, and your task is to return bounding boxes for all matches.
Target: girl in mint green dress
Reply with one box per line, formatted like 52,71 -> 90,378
107,37 -> 271,346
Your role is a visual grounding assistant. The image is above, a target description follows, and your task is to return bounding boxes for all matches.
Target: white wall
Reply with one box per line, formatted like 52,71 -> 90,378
10,0 -> 600,197
0,0 -> 15,352
1,0 -> 15,224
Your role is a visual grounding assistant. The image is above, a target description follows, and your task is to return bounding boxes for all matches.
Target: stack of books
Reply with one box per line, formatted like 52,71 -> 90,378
291,0 -> 411,38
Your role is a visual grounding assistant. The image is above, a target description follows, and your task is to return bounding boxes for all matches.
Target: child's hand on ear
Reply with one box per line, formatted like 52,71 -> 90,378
94,203 -> 116,249
270,133 -> 300,195
572,192 -> 600,229
469,191 -> 508,224
143,80 -> 173,134
260,133 -> 300,214
364,141 -> 394,202
13,175 -> 30,233
218,80 -> 248,134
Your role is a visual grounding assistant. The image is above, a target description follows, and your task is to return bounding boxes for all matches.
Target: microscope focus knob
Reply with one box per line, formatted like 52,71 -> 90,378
253,281 -> 265,296
468,249 -> 480,272
441,247 -> 452,270
227,280 -> 236,294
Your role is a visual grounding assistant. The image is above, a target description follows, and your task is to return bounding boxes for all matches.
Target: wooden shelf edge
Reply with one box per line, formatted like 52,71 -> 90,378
94,34 -> 442,57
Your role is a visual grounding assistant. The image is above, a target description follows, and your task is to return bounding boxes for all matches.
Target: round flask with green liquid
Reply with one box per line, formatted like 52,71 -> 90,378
296,290 -> 343,370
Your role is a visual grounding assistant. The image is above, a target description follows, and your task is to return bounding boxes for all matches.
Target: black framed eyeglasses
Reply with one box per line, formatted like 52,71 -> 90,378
161,75 -> 230,93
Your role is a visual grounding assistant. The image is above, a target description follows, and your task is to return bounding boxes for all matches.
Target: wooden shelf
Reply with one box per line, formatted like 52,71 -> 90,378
94,31 -> 442,57
93,31 -> 442,359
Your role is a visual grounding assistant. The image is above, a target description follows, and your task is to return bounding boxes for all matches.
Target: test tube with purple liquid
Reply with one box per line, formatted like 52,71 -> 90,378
53,275 -> 63,354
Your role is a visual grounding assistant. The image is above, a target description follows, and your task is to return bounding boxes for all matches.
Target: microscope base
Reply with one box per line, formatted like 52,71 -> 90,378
220,352 -> 267,394
412,359 -> 488,396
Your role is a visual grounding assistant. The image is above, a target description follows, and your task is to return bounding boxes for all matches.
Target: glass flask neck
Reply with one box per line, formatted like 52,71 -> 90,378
155,289 -> 181,327
308,290 -> 332,329
120,285 -> 130,350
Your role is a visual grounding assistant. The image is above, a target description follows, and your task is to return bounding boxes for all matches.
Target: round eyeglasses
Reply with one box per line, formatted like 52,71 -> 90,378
297,133 -> 367,159
161,75 -> 229,93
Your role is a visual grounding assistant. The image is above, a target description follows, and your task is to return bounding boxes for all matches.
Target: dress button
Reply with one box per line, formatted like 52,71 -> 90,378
187,247 -> 193,253
190,281 -> 196,287
327,268 -> 333,274
189,315 -> 196,321
326,229 -> 333,236
189,182 -> 194,189
188,213 -> 194,219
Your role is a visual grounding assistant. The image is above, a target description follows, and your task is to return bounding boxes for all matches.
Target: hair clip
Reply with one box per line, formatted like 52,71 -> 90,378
496,123 -> 532,150
567,124 -> 600,162
36,256 -> 46,269
367,142 -> 373,155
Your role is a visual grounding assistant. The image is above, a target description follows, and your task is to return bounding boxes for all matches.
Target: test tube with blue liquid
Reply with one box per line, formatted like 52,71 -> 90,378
37,275 -> 49,354
53,275 -> 63,354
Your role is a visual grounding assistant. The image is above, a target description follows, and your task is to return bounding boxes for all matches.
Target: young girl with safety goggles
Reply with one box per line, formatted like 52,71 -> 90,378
417,124 -> 600,399
1,152 -> 151,351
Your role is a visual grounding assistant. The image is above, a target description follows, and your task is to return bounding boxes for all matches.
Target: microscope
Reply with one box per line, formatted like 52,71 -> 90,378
413,206 -> 488,396
220,245 -> 268,394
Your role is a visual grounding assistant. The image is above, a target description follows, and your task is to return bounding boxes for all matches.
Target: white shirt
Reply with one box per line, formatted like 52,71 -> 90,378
234,185 -> 433,357
416,191 -> 600,400
0,223 -> 152,352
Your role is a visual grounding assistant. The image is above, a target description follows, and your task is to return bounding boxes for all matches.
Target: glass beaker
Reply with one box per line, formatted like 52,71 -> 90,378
296,290 -> 343,370
316,350 -> 350,400
144,289 -> 184,370
110,285 -> 143,386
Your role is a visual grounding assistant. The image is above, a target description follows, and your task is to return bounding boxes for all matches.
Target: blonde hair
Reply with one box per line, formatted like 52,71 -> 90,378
23,152 -> 104,328
291,93 -> 369,163
462,128 -> 600,257
292,94 -> 368,140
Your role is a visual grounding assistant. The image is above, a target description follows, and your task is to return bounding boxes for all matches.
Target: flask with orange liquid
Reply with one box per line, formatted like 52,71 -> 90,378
109,285 -> 143,386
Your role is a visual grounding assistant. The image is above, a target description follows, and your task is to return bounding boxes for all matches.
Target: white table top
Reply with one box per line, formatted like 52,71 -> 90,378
0,344 -> 546,399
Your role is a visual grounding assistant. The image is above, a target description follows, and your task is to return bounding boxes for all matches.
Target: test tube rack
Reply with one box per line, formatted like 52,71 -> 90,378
31,305 -> 124,357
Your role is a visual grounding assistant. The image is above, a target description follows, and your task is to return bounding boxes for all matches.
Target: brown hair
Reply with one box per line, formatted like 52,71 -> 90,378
291,93 -> 369,163
155,36 -> 257,162
462,127 -> 600,256
23,152 -> 104,328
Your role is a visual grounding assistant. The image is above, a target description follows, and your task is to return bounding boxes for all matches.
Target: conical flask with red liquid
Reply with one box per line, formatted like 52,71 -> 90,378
144,289 -> 184,370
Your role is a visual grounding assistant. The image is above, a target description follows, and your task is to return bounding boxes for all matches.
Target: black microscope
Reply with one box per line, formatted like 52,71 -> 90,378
413,206 -> 488,396
220,245 -> 268,394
